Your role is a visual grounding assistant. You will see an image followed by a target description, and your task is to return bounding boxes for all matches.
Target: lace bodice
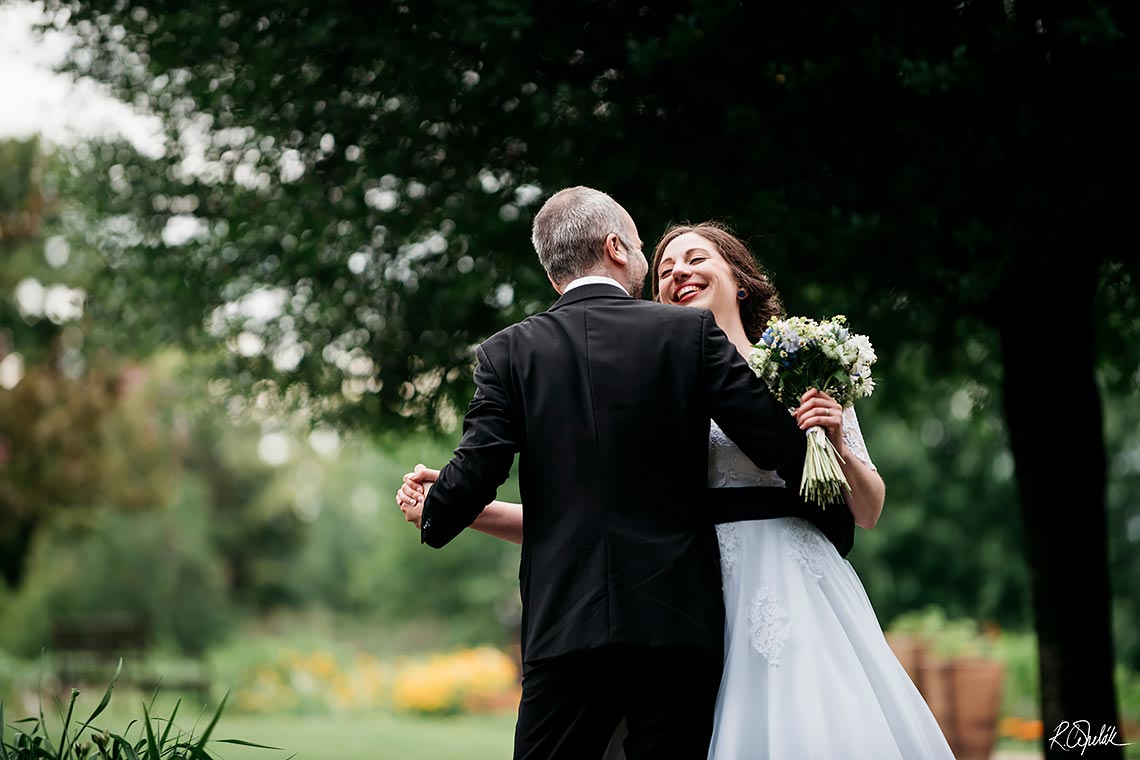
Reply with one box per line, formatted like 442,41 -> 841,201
708,407 -> 875,489
712,408 -> 877,667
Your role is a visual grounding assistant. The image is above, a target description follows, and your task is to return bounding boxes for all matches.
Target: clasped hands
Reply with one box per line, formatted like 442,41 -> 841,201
395,464 -> 440,528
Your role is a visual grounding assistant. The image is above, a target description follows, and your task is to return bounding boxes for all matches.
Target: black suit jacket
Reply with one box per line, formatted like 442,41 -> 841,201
421,284 -> 807,663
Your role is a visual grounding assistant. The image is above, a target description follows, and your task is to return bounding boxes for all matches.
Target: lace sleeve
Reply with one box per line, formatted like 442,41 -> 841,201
841,406 -> 876,471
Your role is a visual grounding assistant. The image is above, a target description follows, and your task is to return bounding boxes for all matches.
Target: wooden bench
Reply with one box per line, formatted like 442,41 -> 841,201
51,615 -> 211,701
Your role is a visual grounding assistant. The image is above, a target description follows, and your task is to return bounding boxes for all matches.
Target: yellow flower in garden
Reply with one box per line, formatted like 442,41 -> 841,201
304,651 -> 338,678
392,661 -> 458,714
391,647 -> 518,715
1000,717 -> 1044,742
1018,720 -> 1044,741
999,717 -> 1022,738
230,645 -> 517,715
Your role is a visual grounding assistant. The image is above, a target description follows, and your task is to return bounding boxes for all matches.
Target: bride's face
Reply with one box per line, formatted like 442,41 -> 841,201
656,232 -> 741,321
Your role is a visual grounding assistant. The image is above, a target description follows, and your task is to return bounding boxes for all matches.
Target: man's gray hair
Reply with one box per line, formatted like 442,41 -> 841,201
531,186 -> 634,285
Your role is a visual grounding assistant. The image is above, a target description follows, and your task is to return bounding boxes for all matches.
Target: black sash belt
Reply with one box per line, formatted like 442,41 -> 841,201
707,486 -> 855,558
708,486 -> 802,524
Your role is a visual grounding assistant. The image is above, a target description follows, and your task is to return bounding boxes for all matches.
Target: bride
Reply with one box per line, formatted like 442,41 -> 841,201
397,222 -> 955,759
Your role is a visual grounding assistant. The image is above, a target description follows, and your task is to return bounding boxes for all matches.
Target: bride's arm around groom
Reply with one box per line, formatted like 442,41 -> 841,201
416,342 -> 520,549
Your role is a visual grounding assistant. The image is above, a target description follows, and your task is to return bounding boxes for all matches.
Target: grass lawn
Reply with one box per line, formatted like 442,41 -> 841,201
212,711 -> 517,760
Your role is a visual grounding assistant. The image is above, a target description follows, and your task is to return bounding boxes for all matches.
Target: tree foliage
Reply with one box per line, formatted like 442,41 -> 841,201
35,2 -> 1140,422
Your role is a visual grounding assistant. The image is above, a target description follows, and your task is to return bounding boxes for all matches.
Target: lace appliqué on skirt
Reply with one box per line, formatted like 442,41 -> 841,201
783,518 -> 825,581
748,585 -> 791,666
716,522 -> 741,580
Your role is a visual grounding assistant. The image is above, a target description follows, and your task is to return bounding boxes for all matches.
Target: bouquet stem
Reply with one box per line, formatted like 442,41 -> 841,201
800,426 -> 850,507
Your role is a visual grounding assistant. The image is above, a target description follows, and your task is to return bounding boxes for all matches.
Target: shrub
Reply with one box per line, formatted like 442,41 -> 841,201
231,647 -> 391,714
0,481 -> 232,658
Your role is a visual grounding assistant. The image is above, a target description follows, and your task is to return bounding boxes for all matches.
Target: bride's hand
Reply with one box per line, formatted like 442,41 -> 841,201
793,389 -> 844,451
395,480 -> 424,527
410,463 -> 440,485
394,464 -> 441,528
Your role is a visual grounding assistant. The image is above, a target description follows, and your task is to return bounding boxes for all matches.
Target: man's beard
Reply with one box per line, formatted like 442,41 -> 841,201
626,260 -> 648,299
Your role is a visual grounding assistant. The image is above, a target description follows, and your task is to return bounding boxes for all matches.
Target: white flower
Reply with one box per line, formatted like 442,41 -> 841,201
750,315 -> 875,407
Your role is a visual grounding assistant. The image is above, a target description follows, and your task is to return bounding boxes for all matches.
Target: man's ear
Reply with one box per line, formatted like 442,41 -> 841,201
606,233 -> 628,268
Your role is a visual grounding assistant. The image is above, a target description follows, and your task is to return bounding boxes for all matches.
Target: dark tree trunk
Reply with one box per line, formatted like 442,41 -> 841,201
997,265 -> 1121,759
0,516 -> 34,588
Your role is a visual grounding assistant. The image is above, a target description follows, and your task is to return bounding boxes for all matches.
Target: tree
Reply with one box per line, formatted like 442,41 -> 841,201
40,2 -> 1140,753
0,138 -> 179,586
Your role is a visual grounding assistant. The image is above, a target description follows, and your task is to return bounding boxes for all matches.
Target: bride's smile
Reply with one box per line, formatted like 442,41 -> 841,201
673,282 -> 707,303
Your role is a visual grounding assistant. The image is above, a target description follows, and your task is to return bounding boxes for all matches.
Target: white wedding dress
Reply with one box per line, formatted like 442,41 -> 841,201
706,410 -> 955,760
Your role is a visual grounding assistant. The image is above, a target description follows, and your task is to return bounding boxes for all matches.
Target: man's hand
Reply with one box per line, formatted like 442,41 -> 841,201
394,464 -> 441,529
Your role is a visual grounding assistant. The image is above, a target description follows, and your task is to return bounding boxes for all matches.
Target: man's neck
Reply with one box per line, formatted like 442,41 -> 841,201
562,274 -> 629,295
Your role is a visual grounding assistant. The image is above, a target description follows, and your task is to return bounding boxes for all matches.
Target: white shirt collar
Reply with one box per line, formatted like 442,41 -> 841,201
563,275 -> 629,295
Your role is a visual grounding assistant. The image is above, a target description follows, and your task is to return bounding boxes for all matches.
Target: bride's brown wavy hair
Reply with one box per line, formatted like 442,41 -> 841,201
651,222 -> 784,343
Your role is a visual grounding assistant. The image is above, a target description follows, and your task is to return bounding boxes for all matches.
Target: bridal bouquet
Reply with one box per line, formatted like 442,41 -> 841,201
747,315 -> 877,506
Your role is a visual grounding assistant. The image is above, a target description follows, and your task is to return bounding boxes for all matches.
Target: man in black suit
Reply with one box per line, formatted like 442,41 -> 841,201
417,186 -> 806,759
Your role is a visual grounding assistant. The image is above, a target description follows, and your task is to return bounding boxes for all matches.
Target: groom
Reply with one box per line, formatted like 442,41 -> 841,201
417,186 -> 806,759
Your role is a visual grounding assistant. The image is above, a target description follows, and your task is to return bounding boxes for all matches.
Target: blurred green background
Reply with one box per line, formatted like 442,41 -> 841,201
1,1 -> 1138,758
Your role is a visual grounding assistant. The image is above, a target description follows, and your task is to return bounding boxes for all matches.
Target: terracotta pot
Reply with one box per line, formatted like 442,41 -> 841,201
945,657 -> 1005,760
886,633 -> 927,691
917,656 -> 955,742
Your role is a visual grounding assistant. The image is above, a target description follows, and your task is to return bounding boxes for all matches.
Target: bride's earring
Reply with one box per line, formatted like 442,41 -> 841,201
737,289 -> 747,300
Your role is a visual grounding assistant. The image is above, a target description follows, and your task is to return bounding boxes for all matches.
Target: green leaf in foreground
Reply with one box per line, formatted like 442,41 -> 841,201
157,700 -> 181,749
80,659 -> 122,732
57,689 -> 79,760
0,701 -> 10,760
109,733 -> 140,760
216,738 -> 283,750
140,704 -> 159,759
190,692 -> 228,755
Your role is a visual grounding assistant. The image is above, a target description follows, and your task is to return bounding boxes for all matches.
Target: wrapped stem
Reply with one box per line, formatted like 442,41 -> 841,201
799,426 -> 850,507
